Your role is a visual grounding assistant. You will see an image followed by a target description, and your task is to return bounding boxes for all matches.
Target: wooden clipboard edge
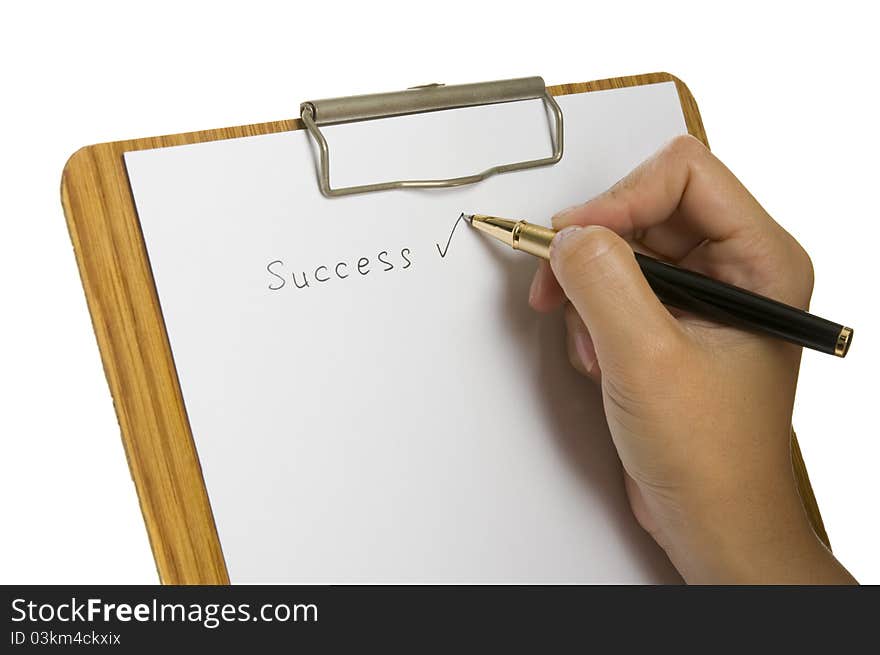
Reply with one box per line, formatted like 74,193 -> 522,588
548,72 -> 709,148
59,72 -> 826,585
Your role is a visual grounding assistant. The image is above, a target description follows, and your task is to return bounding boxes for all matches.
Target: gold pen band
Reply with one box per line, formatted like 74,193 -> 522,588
835,327 -> 853,357
511,220 -> 557,260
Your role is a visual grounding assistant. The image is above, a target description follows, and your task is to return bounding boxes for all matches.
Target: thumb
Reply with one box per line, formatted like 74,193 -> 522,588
549,226 -> 681,373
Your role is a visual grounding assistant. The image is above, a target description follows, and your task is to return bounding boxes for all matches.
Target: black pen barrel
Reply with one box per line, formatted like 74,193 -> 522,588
634,253 -> 852,356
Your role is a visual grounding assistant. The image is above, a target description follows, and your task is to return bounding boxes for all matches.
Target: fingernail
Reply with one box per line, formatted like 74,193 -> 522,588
554,225 -> 582,243
550,226 -> 582,261
528,267 -> 542,304
574,330 -> 597,375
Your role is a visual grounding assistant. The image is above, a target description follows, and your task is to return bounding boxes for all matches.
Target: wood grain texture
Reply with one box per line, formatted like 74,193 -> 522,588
792,429 -> 830,547
60,72 -> 825,585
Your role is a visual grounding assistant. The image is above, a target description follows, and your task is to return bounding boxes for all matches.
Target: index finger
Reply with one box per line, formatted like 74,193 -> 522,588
553,134 -> 779,261
532,135 -> 814,310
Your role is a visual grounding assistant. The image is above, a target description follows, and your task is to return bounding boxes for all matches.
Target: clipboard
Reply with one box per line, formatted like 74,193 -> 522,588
61,72 -> 829,584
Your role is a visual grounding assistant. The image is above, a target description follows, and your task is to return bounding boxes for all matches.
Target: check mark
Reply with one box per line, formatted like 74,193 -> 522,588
436,213 -> 466,258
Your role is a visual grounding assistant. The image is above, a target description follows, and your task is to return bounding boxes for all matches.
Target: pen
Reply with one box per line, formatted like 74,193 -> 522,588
463,213 -> 853,357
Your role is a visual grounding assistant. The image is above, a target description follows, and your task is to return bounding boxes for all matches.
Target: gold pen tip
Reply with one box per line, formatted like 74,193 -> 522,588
461,213 -> 474,225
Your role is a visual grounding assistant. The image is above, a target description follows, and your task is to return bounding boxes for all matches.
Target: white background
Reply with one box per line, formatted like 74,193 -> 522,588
0,1 -> 877,584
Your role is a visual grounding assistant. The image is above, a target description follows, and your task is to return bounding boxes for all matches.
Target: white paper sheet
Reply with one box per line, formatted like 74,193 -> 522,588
125,81 -> 688,583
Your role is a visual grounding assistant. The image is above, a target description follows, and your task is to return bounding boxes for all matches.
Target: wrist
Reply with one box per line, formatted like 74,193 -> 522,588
672,473 -> 853,584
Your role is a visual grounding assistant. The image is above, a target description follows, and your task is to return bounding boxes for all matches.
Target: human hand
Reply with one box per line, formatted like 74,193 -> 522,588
530,135 -> 855,584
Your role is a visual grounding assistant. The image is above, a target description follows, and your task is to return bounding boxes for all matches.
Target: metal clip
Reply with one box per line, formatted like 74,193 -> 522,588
300,76 -> 564,197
